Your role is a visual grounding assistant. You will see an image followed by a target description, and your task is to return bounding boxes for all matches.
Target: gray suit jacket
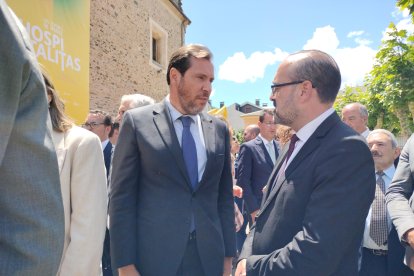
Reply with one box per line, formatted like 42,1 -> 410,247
386,134 -> 414,263
0,1 -> 64,275
240,112 -> 375,275
109,100 -> 236,276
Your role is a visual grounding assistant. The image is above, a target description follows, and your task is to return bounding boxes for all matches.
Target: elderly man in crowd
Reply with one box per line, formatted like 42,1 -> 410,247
342,102 -> 370,138
360,129 -> 412,275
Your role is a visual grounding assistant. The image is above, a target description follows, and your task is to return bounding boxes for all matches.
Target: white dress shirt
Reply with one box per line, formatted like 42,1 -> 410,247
165,96 -> 207,182
259,134 -> 276,165
285,108 -> 335,169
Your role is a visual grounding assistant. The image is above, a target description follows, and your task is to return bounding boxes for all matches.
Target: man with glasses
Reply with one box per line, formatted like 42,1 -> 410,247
237,110 -> 279,225
236,50 -> 375,275
83,109 -> 113,275
83,110 -> 113,178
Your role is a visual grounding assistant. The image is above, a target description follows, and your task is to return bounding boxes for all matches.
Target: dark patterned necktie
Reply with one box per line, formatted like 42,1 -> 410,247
370,171 -> 388,246
286,134 -> 299,162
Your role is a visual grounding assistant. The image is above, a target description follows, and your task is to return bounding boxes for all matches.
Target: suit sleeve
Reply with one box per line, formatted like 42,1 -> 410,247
237,144 -> 260,213
218,123 -> 237,257
109,112 -> 141,268
246,138 -> 375,275
0,4 -> 30,166
59,133 -> 108,275
386,134 -> 414,240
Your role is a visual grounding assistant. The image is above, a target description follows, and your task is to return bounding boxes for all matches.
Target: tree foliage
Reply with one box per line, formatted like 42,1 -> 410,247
335,16 -> 414,138
398,0 -> 414,21
364,22 -> 414,138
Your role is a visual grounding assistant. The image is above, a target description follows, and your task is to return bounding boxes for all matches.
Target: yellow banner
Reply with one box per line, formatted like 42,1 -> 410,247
8,0 -> 90,124
208,106 -> 228,119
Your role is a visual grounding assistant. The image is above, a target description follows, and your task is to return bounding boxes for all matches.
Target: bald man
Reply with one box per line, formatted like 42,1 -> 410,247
342,102 -> 370,138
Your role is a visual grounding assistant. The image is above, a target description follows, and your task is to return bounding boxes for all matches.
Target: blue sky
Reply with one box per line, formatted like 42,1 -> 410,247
183,0 -> 413,108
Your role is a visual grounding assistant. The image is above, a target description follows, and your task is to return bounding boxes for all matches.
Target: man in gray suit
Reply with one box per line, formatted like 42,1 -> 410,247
109,44 -> 236,276
235,50 -> 375,275
387,134 -> 414,271
0,1 -> 64,274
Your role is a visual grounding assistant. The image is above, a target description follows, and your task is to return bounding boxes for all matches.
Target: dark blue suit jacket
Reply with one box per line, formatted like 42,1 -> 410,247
240,112 -> 376,275
103,141 -> 112,178
237,136 -> 279,214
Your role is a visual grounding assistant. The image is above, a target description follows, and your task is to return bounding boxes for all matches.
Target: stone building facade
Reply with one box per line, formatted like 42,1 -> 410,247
90,0 -> 190,117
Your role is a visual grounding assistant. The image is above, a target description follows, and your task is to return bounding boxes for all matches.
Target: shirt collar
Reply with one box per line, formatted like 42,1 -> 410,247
379,164 -> 396,180
101,139 -> 109,149
258,134 -> 273,145
361,128 -> 370,138
165,95 -> 199,123
295,108 -> 335,144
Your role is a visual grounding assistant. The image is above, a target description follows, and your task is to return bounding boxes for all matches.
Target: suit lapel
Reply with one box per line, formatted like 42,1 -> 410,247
51,130 -> 67,174
256,137 -> 274,169
152,101 -> 192,189
196,113 -> 214,190
273,141 -> 280,159
260,145 -> 288,212
259,112 -> 340,216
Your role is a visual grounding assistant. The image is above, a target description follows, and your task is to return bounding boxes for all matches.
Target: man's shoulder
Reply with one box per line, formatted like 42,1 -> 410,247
128,102 -> 159,117
243,137 -> 262,148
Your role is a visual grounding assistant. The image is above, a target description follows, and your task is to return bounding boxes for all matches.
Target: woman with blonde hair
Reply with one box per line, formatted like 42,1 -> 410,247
43,70 -> 108,276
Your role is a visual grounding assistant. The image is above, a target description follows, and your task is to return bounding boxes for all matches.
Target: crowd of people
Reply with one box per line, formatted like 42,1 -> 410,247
3,1 -> 414,275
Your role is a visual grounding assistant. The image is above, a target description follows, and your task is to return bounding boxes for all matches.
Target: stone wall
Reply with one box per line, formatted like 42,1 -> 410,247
90,0 -> 188,117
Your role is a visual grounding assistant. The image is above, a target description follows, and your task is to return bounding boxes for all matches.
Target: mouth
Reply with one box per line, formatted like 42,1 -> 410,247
197,97 -> 209,103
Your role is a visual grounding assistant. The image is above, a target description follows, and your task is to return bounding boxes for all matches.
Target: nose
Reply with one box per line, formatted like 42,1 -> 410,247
202,80 -> 212,93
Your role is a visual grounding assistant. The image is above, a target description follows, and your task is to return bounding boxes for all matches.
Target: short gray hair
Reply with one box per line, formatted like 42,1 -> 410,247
343,102 -> 368,118
367,129 -> 397,148
121,94 -> 155,109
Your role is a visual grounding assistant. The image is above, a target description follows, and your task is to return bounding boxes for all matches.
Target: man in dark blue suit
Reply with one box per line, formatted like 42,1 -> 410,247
83,110 -> 113,275
237,110 -> 279,224
236,50 -> 376,275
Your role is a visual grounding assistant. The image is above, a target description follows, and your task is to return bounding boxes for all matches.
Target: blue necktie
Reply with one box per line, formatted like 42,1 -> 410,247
180,116 -> 198,189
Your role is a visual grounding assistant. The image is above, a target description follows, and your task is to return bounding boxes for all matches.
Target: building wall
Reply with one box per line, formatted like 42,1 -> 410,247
90,0 -> 188,117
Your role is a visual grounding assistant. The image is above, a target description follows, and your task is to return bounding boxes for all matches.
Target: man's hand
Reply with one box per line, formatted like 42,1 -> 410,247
235,258 -> 247,276
405,228 -> 414,249
118,264 -> 141,276
223,257 -> 232,276
233,185 -> 243,198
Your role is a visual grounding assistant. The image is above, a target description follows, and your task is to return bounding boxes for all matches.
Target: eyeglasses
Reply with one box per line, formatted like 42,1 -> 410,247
271,80 -> 305,95
82,122 -> 105,129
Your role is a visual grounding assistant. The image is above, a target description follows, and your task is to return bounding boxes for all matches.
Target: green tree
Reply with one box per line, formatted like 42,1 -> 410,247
397,0 -> 414,21
365,23 -> 414,138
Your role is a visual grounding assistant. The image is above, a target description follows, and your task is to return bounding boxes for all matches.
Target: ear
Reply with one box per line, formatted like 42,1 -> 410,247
299,80 -> 314,102
394,147 -> 401,159
105,125 -> 112,135
169,68 -> 181,84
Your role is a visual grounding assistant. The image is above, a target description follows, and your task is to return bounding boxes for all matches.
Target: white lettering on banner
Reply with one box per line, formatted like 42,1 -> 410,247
21,18 -> 81,72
